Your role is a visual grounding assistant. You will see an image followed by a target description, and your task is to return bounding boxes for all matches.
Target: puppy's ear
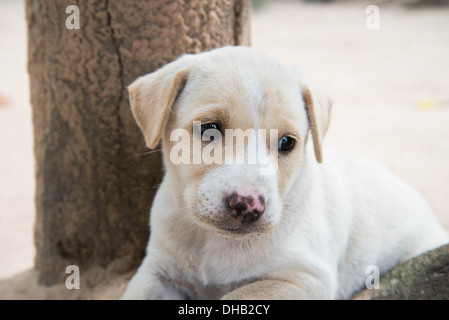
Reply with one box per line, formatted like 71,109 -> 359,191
128,56 -> 193,149
300,79 -> 333,163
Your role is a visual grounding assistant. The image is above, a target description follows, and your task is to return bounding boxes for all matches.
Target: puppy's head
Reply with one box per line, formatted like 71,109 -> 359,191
129,47 -> 332,238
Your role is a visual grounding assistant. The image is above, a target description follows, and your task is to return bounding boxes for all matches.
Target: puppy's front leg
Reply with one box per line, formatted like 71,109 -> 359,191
121,257 -> 185,300
221,279 -> 333,300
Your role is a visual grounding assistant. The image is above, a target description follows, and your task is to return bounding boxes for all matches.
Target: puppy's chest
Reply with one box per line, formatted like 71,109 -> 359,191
169,244 -> 265,299
172,269 -> 247,300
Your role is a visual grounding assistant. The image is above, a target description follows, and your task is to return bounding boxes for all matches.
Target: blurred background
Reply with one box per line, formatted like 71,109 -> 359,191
0,0 -> 448,282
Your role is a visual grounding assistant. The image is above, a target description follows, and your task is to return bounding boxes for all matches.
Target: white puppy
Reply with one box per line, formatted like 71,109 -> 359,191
121,46 -> 448,299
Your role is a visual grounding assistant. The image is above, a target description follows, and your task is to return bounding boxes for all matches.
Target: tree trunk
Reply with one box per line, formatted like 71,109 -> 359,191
26,0 -> 251,286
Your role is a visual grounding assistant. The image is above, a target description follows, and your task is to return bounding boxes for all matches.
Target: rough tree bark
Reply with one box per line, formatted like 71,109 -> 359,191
26,0 -> 251,286
353,244 -> 449,300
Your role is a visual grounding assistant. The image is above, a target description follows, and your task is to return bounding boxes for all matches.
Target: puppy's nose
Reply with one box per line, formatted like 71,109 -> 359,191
227,191 -> 265,223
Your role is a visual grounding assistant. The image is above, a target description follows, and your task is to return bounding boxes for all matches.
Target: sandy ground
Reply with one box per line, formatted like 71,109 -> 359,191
0,1 -> 35,281
0,0 -> 448,299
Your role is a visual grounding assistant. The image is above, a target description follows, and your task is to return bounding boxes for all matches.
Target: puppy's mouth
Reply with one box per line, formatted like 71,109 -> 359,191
193,214 -> 274,238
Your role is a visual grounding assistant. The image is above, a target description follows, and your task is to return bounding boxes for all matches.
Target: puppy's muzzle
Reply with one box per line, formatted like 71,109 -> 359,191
226,191 -> 265,224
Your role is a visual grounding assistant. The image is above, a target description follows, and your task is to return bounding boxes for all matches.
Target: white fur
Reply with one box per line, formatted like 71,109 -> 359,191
122,47 -> 448,300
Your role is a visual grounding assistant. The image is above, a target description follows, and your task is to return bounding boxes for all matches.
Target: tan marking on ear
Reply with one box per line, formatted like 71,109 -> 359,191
128,57 -> 192,149
148,68 -> 189,149
301,83 -> 333,163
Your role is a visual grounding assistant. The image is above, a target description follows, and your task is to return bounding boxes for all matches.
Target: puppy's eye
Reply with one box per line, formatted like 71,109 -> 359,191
201,123 -> 221,142
201,123 -> 220,132
278,136 -> 295,153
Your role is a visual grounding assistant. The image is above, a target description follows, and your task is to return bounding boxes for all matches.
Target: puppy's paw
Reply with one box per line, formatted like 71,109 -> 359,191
221,279 -> 306,300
